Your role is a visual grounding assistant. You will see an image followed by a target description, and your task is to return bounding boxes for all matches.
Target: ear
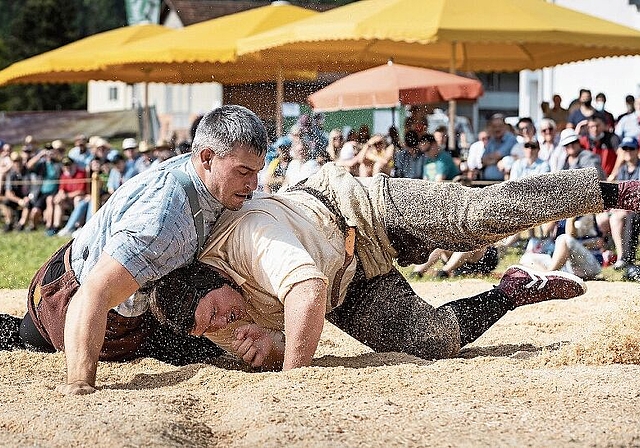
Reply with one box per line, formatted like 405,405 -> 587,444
200,148 -> 213,170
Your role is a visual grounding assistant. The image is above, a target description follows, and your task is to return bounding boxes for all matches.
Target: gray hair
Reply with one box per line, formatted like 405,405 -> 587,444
191,105 -> 268,158
540,118 -> 556,130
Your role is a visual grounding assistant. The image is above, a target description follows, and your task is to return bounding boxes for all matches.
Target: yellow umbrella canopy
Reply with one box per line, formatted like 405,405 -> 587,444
98,2 -> 318,84
0,24 -> 172,86
237,0 -> 640,72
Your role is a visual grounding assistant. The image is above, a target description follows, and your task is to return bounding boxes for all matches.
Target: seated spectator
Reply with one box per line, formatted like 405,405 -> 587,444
357,134 -> 394,177
263,137 -> 292,193
388,126 -> 402,152
333,132 -> 361,176
410,246 -> 500,279
25,142 -> 63,231
134,141 -> 155,174
537,118 -> 563,172
615,97 -> 640,170
308,112 -> 329,161
150,139 -> 177,168
46,157 -> 87,236
616,95 -> 636,124
557,128 -> 605,179
509,141 -> 550,180
567,89 -> 603,131
0,143 -> 13,202
577,115 -> 620,177
67,134 -> 93,170
420,133 -> 460,181
58,158 -> 108,237
609,137 -> 640,271
515,117 -> 539,145
1,152 -> 31,232
393,130 -> 423,179
481,114 -> 518,181
433,125 -> 460,164
106,154 -> 127,195
519,215 -> 604,280
281,139 -> 320,189
464,130 -> 488,180
121,138 -> 140,181
325,128 -> 344,161
594,92 -> 615,131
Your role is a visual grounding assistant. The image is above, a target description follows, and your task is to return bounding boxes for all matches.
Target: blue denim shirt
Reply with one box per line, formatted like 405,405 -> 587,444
70,153 -> 223,287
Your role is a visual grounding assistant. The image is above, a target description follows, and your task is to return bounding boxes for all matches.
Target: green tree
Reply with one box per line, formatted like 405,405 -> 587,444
0,0 -> 127,111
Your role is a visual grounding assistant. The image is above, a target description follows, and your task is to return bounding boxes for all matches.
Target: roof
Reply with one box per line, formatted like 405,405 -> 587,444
160,0 -> 335,26
0,109 -> 141,145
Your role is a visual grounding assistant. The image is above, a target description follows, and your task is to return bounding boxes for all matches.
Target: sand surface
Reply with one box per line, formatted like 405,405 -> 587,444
1,280 -> 639,448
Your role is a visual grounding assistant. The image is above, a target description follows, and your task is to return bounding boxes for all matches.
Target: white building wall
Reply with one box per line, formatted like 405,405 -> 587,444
87,11 -> 224,142
521,0 -> 640,123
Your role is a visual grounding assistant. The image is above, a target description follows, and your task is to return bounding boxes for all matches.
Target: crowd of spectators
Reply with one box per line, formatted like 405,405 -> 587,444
0,133 -> 183,237
4,90 -> 640,278
260,90 -> 640,280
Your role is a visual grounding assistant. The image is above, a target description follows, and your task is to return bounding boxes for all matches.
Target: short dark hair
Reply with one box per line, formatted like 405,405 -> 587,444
419,133 -> 436,145
404,130 -> 420,148
145,261 -> 240,336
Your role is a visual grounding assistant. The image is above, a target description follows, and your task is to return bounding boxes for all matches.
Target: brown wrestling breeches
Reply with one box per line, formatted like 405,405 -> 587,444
26,240 -> 151,361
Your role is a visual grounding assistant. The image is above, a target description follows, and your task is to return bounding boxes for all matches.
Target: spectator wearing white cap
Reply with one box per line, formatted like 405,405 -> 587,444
133,141 -> 154,175
558,128 -> 605,179
121,138 -> 140,181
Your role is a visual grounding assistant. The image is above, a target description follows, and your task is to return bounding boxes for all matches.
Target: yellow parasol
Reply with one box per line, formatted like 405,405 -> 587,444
238,0 -> 640,143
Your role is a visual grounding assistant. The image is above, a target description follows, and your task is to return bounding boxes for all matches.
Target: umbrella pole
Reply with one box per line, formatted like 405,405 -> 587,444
142,82 -> 150,143
448,42 -> 457,151
276,65 -> 283,137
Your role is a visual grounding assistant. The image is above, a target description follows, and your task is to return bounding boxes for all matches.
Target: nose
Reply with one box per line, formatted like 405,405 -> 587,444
247,173 -> 258,191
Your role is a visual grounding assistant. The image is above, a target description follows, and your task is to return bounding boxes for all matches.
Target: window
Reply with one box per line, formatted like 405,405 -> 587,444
108,87 -> 118,101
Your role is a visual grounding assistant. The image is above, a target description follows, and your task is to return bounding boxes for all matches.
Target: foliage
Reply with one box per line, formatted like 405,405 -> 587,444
0,0 -> 126,112
0,232 -> 69,289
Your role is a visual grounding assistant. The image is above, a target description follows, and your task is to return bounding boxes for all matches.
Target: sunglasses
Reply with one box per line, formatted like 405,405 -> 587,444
541,128 -> 554,133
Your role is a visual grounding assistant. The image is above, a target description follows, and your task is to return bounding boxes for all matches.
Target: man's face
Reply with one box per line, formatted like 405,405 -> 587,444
489,119 -> 506,139
518,122 -> 535,139
579,91 -> 592,105
565,141 -> 582,157
540,125 -> 556,142
588,119 -> 604,138
203,144 -> 264,210
623,147 -> 639,163
190,284 -> 248,336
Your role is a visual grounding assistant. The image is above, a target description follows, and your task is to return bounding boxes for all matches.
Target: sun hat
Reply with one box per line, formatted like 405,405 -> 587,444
559,128 -> 579,147
122,138 -> 138,150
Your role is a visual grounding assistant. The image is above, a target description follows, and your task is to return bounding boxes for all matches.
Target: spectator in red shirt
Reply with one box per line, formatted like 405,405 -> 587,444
578,115 -> 620,177
46,157 -> 87,236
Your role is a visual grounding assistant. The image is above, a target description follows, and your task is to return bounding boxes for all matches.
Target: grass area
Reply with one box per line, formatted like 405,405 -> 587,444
397,245 -> 627,283
0,231 -> 71,289
0,231 -> 629,290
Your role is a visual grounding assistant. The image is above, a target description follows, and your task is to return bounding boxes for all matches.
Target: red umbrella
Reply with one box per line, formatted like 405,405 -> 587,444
308,63 -> 483,112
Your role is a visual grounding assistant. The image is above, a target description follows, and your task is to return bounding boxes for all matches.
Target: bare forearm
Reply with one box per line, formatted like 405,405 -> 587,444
283,279 -> 327,370
63,291 -> 108,387
57,252 -> 139,395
